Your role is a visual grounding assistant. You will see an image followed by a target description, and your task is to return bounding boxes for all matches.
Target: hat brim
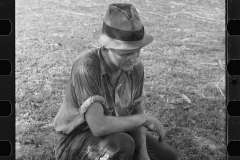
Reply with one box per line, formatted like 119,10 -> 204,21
93,29 -> 153,50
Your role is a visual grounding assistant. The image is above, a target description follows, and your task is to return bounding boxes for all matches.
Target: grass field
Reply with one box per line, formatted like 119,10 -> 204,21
16,0 -> 225,159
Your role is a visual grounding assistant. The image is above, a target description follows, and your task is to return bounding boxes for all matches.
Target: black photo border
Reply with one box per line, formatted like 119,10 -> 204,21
0,0 -> 15,159
227,0 -> 240,159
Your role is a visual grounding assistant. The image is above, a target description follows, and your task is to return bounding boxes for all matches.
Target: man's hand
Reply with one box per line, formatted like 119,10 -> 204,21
143,114 -> 166,138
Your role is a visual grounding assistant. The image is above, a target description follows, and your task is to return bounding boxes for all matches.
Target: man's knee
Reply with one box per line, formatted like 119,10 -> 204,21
87,133 -> 135,160
101,132 -> 135,158
167,146 -> 179,160
157,142 -> 179,160
106,132 -> 135,152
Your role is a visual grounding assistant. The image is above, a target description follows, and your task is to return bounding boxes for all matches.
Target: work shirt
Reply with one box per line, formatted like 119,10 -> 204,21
53,47 -> 145,134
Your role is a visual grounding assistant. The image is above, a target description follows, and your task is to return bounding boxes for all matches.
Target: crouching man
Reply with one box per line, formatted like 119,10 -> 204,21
54,3 -> 179,160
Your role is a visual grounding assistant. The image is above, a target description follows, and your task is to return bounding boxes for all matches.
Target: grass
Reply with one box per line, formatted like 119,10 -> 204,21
16,0 -> 225,159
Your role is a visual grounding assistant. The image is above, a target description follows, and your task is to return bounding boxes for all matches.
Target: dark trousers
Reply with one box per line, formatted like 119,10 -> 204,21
55,129 -> 179,160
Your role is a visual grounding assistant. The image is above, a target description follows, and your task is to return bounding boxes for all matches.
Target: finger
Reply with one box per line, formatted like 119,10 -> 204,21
161,129 -> 166,138
158,135 -> 162,142
157,129 -> 163,137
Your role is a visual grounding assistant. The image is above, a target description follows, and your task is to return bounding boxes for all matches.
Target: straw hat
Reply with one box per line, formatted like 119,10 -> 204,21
93,3 -> 153,51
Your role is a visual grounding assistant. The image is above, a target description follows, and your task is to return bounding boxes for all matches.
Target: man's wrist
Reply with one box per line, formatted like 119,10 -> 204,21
131,127 -> 148,151
141,113 -> 149,127
139,149 -> 148,155
138,143 -> 148,152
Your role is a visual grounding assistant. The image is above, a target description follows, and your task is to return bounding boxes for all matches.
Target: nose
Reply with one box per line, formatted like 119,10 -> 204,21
129,51 -> 140,64
130,56 -> 139,64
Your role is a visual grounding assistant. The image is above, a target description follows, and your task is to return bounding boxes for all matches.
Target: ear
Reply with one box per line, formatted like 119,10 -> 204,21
102,46 -> 109,52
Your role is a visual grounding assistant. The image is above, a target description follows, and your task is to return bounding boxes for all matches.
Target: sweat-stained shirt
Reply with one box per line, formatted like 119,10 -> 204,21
53,47 -> 145,135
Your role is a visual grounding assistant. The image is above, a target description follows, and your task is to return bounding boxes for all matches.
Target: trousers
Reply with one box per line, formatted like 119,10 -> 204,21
55,129 -> 178,160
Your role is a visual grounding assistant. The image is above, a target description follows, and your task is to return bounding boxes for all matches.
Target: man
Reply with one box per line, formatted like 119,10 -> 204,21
54,3 -> 178,160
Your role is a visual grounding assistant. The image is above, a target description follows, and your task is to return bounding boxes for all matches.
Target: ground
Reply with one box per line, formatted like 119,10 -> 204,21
16,0 -> 225,159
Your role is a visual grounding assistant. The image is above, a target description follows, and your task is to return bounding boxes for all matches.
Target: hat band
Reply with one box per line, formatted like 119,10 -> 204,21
102,22 -> 144,42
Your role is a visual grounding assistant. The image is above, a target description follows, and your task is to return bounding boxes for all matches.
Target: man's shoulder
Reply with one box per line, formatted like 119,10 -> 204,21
72,48 -> 100,73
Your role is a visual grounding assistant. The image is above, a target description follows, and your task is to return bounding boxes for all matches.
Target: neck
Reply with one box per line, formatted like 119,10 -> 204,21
101,48 -> 121,76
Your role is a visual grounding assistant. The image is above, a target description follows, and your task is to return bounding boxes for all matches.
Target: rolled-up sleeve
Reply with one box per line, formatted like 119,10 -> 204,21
73,68 -> 105,119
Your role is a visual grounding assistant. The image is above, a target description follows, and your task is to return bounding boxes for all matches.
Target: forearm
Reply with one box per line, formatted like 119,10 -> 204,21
128,126 -> 147,152
98,114 -> 147,136
128,102 -> 148,153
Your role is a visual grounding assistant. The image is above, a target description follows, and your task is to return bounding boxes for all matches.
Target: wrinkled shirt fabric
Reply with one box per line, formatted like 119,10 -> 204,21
53,47 -> 144,135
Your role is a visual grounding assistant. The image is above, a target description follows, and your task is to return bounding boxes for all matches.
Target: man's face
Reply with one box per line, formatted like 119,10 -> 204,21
108,48 -> 141,71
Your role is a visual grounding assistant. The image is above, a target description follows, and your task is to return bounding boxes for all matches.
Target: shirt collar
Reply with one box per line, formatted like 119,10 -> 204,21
98,47 -> 133,77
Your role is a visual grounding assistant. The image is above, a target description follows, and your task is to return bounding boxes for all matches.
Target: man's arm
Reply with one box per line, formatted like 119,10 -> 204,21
128,102 -> 149,159
85,101 -> 165,137
85,102 -> 147,137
